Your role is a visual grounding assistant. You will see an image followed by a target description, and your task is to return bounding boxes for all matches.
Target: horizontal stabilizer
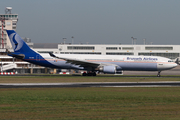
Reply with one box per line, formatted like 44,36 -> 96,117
6,49 -> 25,59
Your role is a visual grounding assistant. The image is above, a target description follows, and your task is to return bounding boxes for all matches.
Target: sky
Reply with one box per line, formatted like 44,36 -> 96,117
1,0 -> 180,45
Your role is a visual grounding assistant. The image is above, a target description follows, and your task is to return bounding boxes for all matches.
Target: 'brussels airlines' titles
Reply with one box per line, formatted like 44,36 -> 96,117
127,57 -> 158,61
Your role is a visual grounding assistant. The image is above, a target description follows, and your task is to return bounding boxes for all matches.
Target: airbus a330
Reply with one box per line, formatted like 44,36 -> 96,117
6,30 -> 178,77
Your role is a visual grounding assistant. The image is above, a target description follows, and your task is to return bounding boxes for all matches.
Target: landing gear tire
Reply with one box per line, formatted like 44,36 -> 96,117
92,72 -> 96,76
82,72 -> 96,76
82,72 -> 87,76
87,72 -> 92,76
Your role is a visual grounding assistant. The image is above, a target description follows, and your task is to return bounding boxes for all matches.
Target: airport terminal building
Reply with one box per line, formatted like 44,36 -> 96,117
57,44 -> 180,60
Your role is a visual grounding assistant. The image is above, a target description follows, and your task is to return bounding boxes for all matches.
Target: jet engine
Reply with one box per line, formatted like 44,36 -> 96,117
98,65 -> 122,74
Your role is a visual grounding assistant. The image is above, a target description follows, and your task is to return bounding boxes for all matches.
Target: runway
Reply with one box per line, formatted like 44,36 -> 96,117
1,82 -> 180,88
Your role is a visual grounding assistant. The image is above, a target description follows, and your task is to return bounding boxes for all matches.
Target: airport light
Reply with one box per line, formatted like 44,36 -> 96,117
131,37 -> 137,45
63,38 -> 67,44
72,36 -> 74,44
143,39 -> 146,45
134,38 -> 137,45
131,37 -> 134,45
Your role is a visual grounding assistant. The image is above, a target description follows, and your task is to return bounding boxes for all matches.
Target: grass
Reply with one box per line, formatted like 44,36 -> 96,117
0,75 -> 180,83
1,76 -> 180,119
1,87 -> 180,119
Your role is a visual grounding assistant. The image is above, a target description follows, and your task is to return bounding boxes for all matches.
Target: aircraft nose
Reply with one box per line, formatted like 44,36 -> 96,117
175,63 -> 178,67
172,63 -> 178,68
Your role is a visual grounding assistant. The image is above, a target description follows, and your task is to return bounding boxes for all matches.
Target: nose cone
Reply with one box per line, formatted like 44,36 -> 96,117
168,63 -> 178,69
173,63 -> 178,68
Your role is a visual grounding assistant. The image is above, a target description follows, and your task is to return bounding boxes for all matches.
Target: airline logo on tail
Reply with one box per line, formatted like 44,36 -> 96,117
7,30 -> 39,54
8,32 -> 23,52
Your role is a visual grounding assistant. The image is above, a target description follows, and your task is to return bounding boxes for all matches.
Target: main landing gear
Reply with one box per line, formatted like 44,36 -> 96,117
82,71 -> 96,76
157,71 -> 161,77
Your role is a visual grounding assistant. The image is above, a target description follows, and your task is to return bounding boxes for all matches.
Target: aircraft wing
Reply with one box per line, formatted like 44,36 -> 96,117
49,53 -> 100,67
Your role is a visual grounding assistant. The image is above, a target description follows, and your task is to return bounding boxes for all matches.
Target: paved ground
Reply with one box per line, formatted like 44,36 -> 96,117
1,82 -> 180,88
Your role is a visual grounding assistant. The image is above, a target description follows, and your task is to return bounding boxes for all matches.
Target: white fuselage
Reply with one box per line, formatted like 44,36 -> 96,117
37,54 -> 177,71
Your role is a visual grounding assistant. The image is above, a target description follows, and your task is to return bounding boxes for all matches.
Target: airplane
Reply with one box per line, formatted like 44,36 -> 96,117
6,30 -> 178,77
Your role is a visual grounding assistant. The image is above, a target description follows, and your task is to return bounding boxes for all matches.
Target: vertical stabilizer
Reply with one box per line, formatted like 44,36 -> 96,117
6,30 -> 34,53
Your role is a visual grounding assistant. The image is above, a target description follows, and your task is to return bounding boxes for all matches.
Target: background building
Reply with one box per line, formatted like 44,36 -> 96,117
57,44 -> 180,60
0,7 -> 18,49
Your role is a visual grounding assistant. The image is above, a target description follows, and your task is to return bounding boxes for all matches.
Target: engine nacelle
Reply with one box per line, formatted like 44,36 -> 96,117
98,65 -> 122,74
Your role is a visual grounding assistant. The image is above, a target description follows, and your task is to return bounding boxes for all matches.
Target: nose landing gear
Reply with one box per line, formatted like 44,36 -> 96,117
157,71 -> 161,77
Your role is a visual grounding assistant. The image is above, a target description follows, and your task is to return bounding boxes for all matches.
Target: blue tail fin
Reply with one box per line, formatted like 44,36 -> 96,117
6,30 -> 34,53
